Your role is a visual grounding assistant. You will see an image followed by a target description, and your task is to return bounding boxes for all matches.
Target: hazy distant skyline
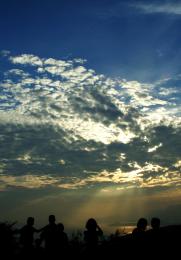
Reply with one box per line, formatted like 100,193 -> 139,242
0,0 -> 180,231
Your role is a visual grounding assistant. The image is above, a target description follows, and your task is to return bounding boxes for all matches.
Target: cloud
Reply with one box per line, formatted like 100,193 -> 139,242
10,54 -> 43,66
5,69 -> 29,76
131,2 -> 181,16
0,52 -> 181,191
0,174 -> 58,190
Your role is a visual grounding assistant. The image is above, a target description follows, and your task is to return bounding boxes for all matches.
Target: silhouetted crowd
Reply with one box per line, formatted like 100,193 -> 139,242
0,215 -> 180,259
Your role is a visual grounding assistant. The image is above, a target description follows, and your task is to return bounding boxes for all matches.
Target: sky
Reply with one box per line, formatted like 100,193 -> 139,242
0,0 -> 181,233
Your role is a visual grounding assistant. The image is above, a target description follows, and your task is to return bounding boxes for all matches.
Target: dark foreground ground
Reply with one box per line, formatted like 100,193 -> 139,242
0,223 -> 180,259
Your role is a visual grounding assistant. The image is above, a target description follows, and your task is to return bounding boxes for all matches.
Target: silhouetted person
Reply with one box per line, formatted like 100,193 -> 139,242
56,223 -> 68,247
151,217 -> 160,230
132,218 -> 148,235
132,218 -> 148,255
19,217 -> 40,258
84,218 -> 103,247
55,223 -> 69,257
40,215 -> 58,257
82,218 -> 103,258
147,217 -> 163,255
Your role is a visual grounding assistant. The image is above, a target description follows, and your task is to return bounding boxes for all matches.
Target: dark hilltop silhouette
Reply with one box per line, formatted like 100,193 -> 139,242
0,215 -> 180,259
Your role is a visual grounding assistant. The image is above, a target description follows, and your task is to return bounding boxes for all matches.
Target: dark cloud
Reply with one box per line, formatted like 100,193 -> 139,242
0,119 -> 180,190
69,88 -> 124,123
146,125 -> 181,165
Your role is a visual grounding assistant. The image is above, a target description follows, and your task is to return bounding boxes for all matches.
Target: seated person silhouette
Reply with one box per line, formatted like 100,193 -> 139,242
147,217 -> 162,253
132,218 -> 148,235
84,218 -> 103,248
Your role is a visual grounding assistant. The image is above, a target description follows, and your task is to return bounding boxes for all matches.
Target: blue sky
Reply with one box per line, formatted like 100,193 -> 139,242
0,0 -> 181,231
1,0 -> 181,81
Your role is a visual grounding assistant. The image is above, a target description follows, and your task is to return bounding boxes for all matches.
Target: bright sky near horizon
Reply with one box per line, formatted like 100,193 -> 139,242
0,0 -> 181,231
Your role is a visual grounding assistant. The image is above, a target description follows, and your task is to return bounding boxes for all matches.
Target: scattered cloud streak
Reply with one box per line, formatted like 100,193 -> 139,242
131,2 -> 181,16
0,52 -> 180,191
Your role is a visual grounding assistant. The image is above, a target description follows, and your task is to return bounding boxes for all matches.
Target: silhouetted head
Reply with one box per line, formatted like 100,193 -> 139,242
86,218 -> 97,231
137,218 -> 147,231
57,223 -> 64,232
151,217 -> 160,230
49,215 -> 56,224
27,217 -> 34,226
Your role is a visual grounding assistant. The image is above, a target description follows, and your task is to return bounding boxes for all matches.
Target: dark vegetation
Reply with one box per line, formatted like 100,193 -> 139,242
0,216 -> 180,259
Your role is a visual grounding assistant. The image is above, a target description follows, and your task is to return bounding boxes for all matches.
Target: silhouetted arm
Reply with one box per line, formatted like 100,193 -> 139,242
97,225 -> 103,236
33,227 -> 43,233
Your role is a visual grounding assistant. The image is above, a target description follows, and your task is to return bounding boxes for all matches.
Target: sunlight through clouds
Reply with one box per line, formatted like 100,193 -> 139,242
0,52 -> 181,191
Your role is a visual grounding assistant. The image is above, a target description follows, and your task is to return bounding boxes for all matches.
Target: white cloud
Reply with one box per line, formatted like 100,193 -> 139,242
132,2 -> 181,15
73,58 -> 87,64
44,57 -> 71,67
0,50 -> 10,56
10,54 -> 43,66
174,160 -> 181,168
1,53 -> 180,133
5,69 -> 30,78
148,143 -> 162,152
120,80 -> 168,107
0,52 -> 181,191
158,87 -> 179,96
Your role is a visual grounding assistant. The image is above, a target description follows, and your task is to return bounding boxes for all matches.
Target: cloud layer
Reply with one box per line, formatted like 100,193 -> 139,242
0,52 -> 180,191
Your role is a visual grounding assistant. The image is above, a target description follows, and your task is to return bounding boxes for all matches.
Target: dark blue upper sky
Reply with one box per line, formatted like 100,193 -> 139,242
1,0 -> 181,82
